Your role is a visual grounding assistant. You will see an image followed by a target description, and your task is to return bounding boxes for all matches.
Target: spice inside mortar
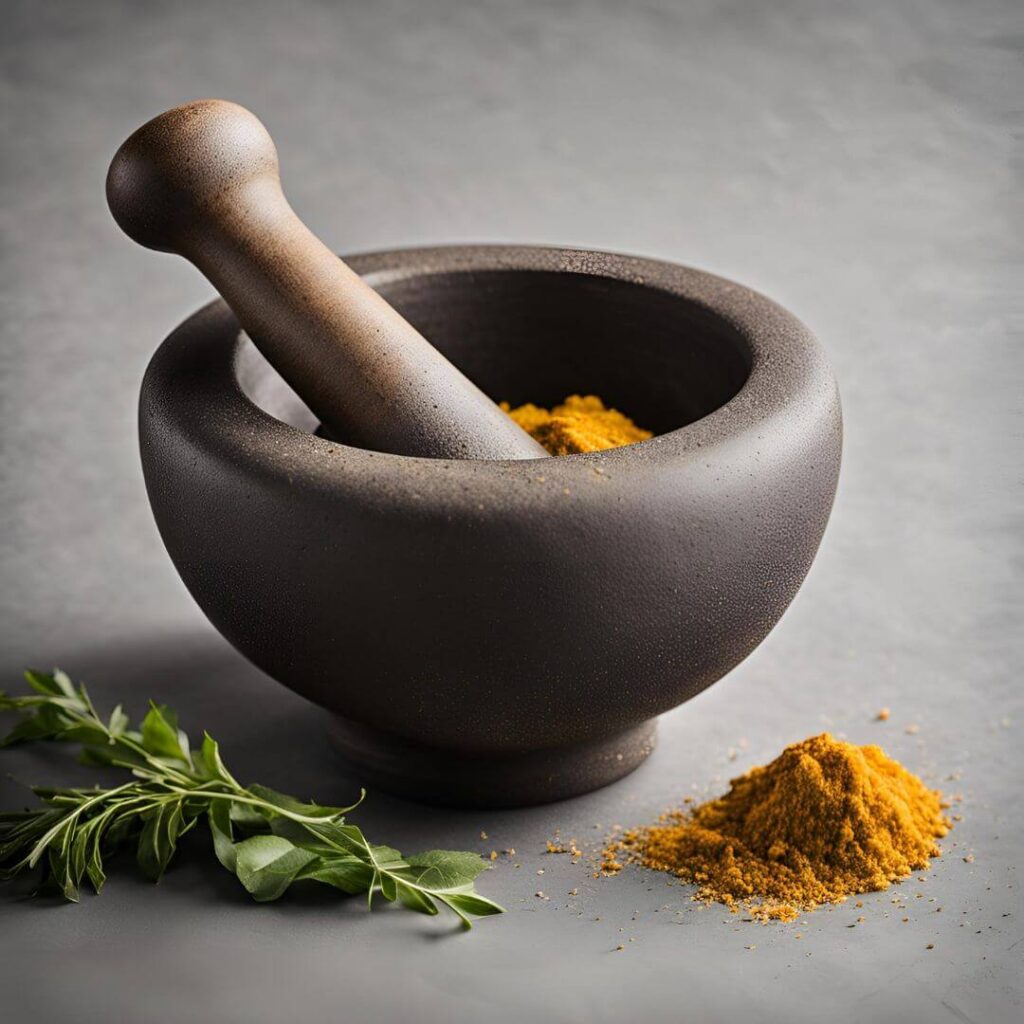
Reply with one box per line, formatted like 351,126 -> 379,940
502,394 -> 652,455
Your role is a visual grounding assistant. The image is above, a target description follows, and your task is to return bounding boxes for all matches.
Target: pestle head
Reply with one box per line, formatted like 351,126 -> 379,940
106,100 -> 279,254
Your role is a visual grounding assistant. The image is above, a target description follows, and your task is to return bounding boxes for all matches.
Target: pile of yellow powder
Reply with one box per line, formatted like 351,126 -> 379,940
501,394 -> 652,455
602,733 -> 950,921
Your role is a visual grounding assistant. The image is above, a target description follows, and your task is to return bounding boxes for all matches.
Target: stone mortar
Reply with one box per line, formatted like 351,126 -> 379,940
139,244 -> 842,807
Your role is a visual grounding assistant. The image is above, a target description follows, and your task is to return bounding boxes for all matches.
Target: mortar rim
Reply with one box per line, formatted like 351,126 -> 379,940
146,244 -> 833,488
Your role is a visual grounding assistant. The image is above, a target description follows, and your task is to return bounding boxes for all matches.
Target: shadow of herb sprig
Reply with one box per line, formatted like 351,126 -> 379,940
0,670 -> 503,928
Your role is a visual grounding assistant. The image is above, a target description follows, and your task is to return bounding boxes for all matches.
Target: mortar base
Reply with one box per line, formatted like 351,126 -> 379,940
326,715 -> 658,808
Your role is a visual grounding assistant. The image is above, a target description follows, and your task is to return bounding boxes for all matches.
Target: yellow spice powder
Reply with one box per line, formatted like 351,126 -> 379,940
602,733 -> 950,922
501,394 -> 652,455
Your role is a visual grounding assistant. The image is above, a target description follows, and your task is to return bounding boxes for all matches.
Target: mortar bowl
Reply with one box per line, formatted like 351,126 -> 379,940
139,245 -> 841,807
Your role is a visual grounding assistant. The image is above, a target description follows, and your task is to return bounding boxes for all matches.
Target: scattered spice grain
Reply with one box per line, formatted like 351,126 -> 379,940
546,837 -> 583,858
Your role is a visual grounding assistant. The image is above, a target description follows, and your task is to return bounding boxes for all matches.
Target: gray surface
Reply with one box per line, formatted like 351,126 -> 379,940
0,1 -> 1020,1022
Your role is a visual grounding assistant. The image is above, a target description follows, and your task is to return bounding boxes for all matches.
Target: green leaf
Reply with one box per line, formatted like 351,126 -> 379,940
229,802 -> 268,831
105,807 -> 141,848
439,891 -> 506,925
405,850 -> 490,891
298,820 -> 370,856
248,784 -> 359,821
1,708 -> 64,747
299,855 -> 375,894
367,844 -> 405,868
208,802 -> 237,872
379,870 -> 398,902
140,704 -> 188,762
70,822 -> 91,893
193,734 -> 236,786
49,842 -> 79,902
24,669 -> 69,698
136,800 -> 186,881
85,824 -> 106,893
267,816 -> 317,844
298,822 -> 405,869
395,880 -> 439,915
233,835 -> 318,902
107,705 -> 130,737
59,721 -> 111,747
273,820 -> 402,869
51,670 -> 78,699
78,745 -> 119,767
0,808 -> 61,864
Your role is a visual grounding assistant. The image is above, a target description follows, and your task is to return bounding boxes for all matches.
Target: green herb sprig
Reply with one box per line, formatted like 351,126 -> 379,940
0,670 -> 503,928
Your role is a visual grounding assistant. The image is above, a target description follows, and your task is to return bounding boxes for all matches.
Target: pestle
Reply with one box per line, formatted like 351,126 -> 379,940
106,100 -> 548,460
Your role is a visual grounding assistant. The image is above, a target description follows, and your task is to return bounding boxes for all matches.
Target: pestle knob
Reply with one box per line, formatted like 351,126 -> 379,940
106,100 -> 548,460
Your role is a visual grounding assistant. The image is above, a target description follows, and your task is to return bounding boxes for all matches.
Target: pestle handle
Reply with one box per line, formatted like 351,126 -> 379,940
106,100 -> 548,461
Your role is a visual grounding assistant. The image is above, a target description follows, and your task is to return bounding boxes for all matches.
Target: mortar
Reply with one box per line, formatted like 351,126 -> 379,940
140,244 -> 841,807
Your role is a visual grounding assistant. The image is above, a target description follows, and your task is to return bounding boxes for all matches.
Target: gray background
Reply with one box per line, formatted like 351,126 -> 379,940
1,1 -> 1020,1022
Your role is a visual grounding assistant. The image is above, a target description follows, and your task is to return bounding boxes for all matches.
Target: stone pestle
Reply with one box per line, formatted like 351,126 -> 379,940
106,99 -> 549,460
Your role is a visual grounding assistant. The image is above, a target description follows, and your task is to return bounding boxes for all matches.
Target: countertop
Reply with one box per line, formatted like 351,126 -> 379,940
1,2 -> 1020,1022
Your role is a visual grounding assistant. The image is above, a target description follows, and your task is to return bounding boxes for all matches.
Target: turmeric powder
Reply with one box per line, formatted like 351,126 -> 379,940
501,394 -> 652,455
602,733 -> 950,922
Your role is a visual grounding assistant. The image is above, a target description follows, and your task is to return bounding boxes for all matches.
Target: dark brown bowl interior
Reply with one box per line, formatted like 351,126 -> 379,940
244,269 -> 752,441
385,270 -> 753,435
